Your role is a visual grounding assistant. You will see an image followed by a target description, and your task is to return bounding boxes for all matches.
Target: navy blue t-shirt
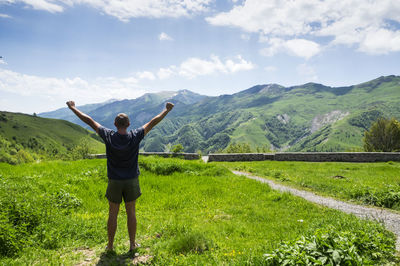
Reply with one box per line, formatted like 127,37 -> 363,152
98,126 -> 145,180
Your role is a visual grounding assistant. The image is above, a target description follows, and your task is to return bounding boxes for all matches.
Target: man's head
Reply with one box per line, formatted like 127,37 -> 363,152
114,113 -> 130,129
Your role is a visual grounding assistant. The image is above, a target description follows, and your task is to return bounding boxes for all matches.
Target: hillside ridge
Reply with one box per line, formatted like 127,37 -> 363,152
39,75 -> 400,153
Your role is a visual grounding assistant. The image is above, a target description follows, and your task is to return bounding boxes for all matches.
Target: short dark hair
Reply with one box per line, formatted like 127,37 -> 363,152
114,113 -> 130,129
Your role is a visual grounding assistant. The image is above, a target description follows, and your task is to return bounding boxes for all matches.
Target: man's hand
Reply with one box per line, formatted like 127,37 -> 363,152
166,102 -> 174,111
66,101 -> 75,109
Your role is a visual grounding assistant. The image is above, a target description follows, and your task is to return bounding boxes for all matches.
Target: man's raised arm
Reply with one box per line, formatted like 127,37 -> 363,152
66,101 -> 101,133
143,102 -> 174,136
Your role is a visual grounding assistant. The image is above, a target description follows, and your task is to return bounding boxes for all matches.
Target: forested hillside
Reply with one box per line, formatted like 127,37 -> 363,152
41,75 -> 400,153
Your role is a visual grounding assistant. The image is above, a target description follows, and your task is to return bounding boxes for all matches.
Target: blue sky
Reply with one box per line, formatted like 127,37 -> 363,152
0,0 -> 399,113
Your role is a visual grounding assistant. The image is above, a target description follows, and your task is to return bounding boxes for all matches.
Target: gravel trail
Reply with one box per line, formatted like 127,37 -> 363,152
232,171 -> 400,252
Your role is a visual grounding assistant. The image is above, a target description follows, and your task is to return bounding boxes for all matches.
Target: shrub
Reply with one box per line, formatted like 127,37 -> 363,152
264,225 -> 397,265
15,150 -> 34,164
225,143 -> 252,153
363,117 -> 400,152
70,138 -> 92,160
171,144 -> 184,153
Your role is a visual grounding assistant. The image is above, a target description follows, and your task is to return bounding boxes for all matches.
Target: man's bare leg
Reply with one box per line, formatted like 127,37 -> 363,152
107,201 -> 120,251
125,200 -> 137,250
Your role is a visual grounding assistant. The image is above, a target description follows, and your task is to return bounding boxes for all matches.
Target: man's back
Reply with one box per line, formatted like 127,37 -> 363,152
98,126 -> 145,180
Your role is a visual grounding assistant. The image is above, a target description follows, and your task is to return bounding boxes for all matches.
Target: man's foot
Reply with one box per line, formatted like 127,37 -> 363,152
129,243 -> 140,252
105,245 -> 114,252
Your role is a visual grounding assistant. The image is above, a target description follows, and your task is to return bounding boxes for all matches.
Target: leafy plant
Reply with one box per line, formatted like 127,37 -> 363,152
264,225 -> 397,265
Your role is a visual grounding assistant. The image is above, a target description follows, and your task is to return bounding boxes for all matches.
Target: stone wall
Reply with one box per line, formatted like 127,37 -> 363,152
90,152 -> 200,160
207,153 -> 274,162
207,152 -> 400,162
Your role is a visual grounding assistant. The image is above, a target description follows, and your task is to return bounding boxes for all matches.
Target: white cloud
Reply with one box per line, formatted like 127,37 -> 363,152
260,38 -> 320,59
0,13 -> 12,18
159,32 -> 173,41
136,71 -> 156,80
157,66 -> 177,79
358,28 -> 400,55
178,55 -> 254,79
3,0 -> 213,21
284,39 -> 321,59
19,0 -> 64,13
154,55 -> 254,79
0,58 -> 7,65
207,0 -> 400,55
0,68 -> 146,105
297,63 -> 318,81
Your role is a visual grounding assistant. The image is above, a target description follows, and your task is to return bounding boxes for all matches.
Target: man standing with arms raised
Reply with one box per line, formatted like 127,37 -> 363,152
66,100 -> 174,252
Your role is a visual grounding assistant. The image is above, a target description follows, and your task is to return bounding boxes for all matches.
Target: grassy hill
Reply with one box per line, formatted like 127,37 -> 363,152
40,75 -> 400,153
0,111 -> 105,164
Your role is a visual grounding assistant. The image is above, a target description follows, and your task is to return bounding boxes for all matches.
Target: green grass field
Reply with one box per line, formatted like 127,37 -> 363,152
0,157 -> 398,265
221,161 -> 400,211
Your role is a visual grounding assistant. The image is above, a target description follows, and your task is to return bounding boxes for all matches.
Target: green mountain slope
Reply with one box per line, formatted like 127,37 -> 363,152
40,75 -> 400,153
0,112 -> 105,163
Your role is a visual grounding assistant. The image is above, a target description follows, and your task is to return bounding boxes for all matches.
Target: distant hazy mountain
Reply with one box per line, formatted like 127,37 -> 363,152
41,76 -> 400,153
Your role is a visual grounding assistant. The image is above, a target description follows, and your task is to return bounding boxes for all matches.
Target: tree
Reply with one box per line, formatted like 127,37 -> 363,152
171,144 -> 184,153
363,118 -> 400,152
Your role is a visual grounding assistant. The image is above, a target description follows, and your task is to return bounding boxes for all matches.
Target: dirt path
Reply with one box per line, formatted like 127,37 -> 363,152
232,171 -> 400,252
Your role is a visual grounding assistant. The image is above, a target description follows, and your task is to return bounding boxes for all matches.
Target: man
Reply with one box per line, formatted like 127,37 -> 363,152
66,100 -> 174,252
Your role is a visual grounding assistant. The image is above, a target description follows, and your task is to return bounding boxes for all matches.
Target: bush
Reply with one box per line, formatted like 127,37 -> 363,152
225,142 -> 252,153
70,138 -> 92,160
171,144 -> 184,153
363,117 -> 400,152
264,225 -> 397,265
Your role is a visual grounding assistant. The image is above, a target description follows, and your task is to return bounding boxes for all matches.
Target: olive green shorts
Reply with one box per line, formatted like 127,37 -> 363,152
105,178 -> 141,204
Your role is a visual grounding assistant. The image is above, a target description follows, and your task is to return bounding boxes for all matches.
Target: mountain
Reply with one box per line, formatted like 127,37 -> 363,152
40,90 -> 206,129
40,75 -> 400,153
0,111 -> 105,163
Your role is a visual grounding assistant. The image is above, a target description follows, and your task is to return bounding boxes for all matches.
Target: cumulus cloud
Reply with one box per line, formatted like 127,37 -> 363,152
358,28 -> 400,55
0,68 -> 145,104
178,55 -> 254,79
159,32 -> 173,41
2,0 -> 213,21
260,38 -> 320,59
136,71 -> 156,80
157,66 -> 177,79
155,55 -> 254,79
206,0 -> 400,55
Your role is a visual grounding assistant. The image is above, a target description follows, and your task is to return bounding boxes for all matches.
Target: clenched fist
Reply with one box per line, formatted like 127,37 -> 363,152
166,102 -> 174,111
66,101 -> 75,109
